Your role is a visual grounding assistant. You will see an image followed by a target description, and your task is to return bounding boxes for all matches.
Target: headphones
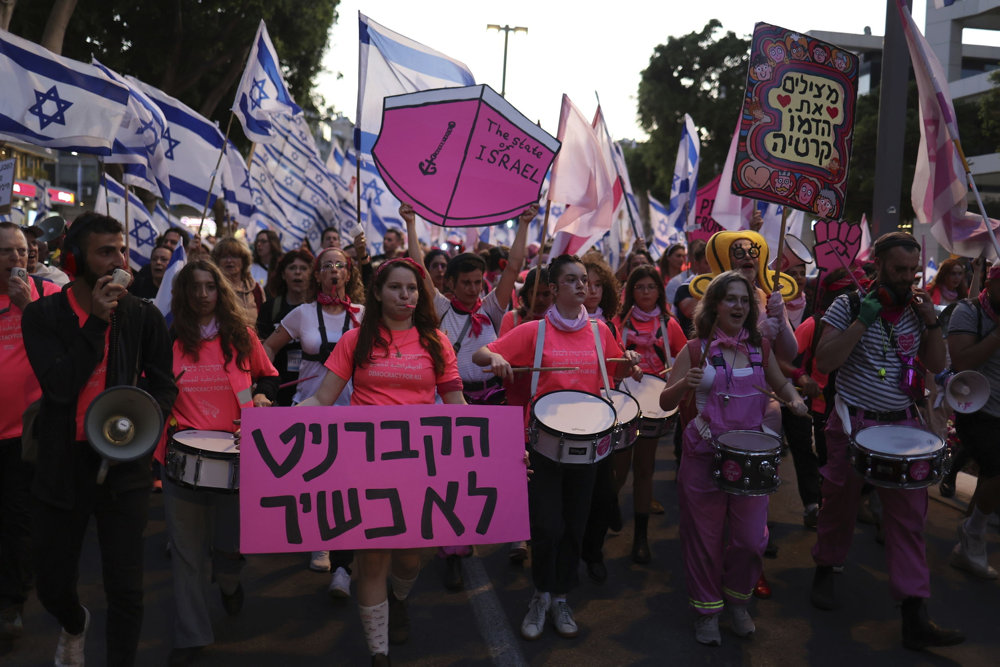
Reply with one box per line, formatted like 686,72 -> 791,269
61,217 -> 92,278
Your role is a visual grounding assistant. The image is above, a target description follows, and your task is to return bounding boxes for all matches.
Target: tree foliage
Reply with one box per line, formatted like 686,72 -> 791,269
9,0 -> 339,141
633,19 -> 750,200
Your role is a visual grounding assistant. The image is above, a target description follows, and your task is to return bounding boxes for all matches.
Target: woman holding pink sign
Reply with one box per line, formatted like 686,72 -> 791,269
298,257 -> 463,666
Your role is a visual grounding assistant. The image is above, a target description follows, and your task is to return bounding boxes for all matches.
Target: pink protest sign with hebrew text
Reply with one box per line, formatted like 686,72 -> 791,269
372,84 -> 560,227
239,405 -> 529,553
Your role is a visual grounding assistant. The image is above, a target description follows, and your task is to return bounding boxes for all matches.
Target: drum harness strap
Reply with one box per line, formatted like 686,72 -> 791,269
622,314 -> 673,367
528,319 -> 612,399
301,301 -> 351,362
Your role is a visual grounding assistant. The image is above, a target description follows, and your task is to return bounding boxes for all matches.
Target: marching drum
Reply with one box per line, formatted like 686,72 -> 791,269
713,430 -> 782,496
165,430 -> 240,493
850,425 -> 946,489
618,373 -> 677,439
604,389 -> 642,452
528,390 -> 616,465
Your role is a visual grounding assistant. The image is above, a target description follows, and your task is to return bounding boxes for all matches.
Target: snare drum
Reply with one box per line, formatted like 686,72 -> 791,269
713,430 -> 781,496
528,390 -> 616,465
165,430 -> 239,493
849,425 -> 946,489
618,374 -> 676,439
604,389 -> 642,451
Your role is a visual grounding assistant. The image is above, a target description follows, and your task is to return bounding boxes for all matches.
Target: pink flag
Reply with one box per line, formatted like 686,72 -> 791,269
711,118 -> 754,231
547,95 -> 615,241
592,106 -> 626,217
857,213 -> 873,262
898,0 -> 1000,255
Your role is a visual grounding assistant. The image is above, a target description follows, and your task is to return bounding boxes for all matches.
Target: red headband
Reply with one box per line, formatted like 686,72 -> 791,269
377,256 -> 427,280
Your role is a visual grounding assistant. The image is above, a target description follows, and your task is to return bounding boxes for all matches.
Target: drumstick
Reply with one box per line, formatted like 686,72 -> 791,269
606,357 -> 634,363
752,383 -> 794,409
277,375 -> 320,389
657,366 -> 673,377
482,366 -> 580,373
174,370 -> 186,384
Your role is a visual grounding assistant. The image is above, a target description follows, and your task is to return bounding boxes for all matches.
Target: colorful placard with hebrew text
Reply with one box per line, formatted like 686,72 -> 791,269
240,405 -> 530,553
732,23 -> 859,220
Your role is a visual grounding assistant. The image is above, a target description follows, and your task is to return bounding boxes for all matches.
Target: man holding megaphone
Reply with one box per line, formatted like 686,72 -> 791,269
21,212 -> 177,667
946,264 -> 1000,580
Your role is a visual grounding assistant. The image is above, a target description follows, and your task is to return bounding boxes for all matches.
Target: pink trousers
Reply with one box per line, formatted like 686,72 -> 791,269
811,409 -> 930,600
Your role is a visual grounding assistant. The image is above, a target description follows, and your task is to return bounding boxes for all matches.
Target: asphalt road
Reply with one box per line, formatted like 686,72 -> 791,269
2,433 -> 997,666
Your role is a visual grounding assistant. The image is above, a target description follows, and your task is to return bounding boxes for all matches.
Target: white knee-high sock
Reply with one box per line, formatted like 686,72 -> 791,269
358,600 -> 389,656
389,573 -> 417,600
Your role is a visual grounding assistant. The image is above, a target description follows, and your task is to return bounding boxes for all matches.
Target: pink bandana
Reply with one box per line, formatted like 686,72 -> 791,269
200,318 -> 219,340
708,327 -> 749,359
630,306 -> 661,322
545,304 -> 589,332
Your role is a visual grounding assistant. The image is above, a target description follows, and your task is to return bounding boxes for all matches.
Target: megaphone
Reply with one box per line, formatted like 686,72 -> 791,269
85,386 -> 164,482
943,370 -> 989,414
34,214 -> 66,244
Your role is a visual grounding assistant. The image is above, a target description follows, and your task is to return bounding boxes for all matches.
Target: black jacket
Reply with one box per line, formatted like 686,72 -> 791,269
22,284 -> 177,509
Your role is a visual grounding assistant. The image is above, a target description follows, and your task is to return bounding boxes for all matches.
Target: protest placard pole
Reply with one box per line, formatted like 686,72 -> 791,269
771,206 -> 791,292
197,111 -> 235,237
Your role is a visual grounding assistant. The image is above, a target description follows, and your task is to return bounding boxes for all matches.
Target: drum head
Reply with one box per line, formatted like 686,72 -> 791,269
716,430 -> 780,452
619,374 -> 674,418
854,425 -> 943,456
605,390 -> 640,423
532,391 -> 616,435
173,429 -> 237,454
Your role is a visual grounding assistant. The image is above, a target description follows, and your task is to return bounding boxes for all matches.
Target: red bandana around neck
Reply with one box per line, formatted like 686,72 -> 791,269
450,296 -> 491,337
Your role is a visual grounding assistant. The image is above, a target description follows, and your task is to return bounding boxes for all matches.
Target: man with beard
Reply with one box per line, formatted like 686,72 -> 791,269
809,232 -> 964,651
21,213 -> 176,666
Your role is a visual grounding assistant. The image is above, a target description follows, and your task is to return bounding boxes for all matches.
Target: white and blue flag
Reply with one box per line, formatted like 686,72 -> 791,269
232,20 -> 302,144
128,76 -> 224,212
653,113 -> 699,258
649,193 -> 685,250
154,242 -> 186,325
94,173 -> 166,269
220,139 -> 255,224
93,60 -> 171,203
0,29 -> 129,154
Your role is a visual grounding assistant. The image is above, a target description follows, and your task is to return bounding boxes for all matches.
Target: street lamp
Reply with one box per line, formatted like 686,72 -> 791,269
486,24 -> 528,97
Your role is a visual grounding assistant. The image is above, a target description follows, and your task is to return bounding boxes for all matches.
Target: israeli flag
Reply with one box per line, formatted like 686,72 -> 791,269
0,29 -> 129,154
651,114 -> 699,258
649,193 -> 685,252
94,173 -> 165,269
154,242 -> 186,326
232,20 -> 301,144
220,140 -> 255,224
93,60 -> 171,203
128,76 -> 224,212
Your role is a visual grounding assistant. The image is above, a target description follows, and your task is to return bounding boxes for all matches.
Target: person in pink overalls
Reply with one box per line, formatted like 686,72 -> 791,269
660,271 -> 807,646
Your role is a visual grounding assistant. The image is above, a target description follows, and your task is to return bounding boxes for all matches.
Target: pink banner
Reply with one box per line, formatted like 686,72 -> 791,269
240,405 -> 530,553
689,175 -> 725,242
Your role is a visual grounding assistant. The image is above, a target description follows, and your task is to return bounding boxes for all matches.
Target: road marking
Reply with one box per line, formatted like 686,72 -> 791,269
462,556 -> 528,666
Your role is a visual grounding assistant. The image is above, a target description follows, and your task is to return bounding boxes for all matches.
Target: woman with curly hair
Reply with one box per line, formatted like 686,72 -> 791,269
299,257 -> 463,666
660,271 -> 806,646
212,236 -> 263,319
157,260 -> 278,664
613,265 -> 687,564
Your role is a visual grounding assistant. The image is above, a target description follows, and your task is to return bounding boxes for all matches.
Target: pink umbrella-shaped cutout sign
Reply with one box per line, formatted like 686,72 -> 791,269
372,84 -> 560,227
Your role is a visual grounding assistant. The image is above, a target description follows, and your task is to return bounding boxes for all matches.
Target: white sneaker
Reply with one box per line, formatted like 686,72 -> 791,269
520,591 -> 550,640
729,605 -> 756,637
694,613 -> 721,646
310,550 -> 331,572
54,606 -> 89,667
549,599 -> 579,638
950,520 -> 998,579
328,566 -> 352,599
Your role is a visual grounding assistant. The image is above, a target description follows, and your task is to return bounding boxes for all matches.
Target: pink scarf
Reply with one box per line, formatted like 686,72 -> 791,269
450,296 -> 491,337
630,306 -> 661,322
979,289 -> 999,323
708,327 -> 749,359
200,318 -> 219,340
317,293 -> 361,327
545,304 -> 589,332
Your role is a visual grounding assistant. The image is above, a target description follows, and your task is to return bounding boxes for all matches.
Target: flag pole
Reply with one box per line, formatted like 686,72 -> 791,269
123,182 -> 131,264
529,200 -> 552,311
197,111 -> 236,238
100,166 -> 111,217
953,139 -> 1000,257
771,206 -> 791,292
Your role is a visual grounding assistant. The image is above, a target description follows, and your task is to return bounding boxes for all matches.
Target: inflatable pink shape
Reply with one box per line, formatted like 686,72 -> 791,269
372,84 -> 559,227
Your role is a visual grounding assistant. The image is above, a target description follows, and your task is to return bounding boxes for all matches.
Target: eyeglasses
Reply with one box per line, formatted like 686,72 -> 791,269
731,245 -> 760,260
634,283 -> 659,292
559,275 -> 589,286
0,247 -> 28,257
320,261 -> 347,271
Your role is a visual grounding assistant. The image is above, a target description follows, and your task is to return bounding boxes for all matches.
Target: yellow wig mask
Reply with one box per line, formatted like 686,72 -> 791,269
689,230 -> 799,301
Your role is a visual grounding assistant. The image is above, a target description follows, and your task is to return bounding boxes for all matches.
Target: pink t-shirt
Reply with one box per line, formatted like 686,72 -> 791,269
487,317 -> 624,424
326,326 -> 461,406
794,316 -> 829,414
0,279 -> 61,439
67,288 -> 110,442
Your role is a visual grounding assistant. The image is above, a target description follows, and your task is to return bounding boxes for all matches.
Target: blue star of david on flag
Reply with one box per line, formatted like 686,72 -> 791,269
250,78 -> 269,110
361,178 -> 384,207
130,217 -> 158,249
162,127 -> 181,160
134,118 -> 158,154
28,86 -> 73,130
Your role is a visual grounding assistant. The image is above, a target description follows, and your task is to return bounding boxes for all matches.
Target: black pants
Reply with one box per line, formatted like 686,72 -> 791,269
782,407 -> 822,508
528,451 -> 597,594
581,455 -> 616,564
33,446 -> 150,667
0,437 -> 34,616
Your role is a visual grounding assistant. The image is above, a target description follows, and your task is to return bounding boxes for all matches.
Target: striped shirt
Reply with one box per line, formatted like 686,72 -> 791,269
822,292 -> 925,412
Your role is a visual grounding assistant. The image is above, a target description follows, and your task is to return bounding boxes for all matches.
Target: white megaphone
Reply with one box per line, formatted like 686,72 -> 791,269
943,370 -> 989,414
85,386 -> 164,483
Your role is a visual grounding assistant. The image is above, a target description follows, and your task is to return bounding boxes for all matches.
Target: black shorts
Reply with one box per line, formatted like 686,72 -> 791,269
954,411 -> 1000,478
